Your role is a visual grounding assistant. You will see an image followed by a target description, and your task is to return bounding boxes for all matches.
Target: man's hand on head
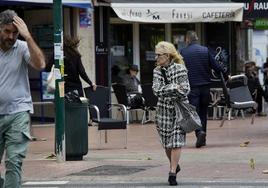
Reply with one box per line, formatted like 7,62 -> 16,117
12,16 -> 31,41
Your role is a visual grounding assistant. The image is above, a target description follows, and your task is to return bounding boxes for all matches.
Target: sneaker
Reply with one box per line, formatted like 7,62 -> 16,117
196,131 -> 206,148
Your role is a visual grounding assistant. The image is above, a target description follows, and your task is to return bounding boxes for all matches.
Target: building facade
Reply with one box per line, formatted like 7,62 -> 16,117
93,0 -> 244,88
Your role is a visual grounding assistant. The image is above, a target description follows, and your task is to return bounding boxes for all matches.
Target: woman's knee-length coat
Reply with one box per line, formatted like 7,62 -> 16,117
152,61 -> 190,148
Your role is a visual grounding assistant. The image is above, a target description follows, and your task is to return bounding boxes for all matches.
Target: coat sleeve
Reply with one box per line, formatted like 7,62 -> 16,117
172,64 -> 190,99
77,57 -> 93,86
152,65 -> 190,99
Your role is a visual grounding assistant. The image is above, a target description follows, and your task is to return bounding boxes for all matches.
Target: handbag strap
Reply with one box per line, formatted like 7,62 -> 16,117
161,68 -> 170,85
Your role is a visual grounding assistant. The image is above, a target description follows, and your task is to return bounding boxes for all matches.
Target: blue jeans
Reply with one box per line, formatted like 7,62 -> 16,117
0,111 -> 31,188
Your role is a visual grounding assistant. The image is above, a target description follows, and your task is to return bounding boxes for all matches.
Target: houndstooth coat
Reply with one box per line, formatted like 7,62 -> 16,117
152,61 -> 190,148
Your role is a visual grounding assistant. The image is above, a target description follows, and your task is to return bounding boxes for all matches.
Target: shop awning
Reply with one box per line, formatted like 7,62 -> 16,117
111,1 -> 244,23
0,0 -> 92,9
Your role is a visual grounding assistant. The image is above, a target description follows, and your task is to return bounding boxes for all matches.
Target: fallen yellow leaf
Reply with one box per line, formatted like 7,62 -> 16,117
240,141 -> 250,147
249,158 -> 255,170
46,153 -> 56,159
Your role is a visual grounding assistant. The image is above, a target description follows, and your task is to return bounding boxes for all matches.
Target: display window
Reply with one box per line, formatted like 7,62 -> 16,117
139,24 -> 165,84
110,24 -> 133,84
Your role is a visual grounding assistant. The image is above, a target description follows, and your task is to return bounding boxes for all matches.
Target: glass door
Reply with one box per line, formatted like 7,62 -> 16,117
171,23 -> 195,51
110,24 -> 133,84
140,24 -> 165,84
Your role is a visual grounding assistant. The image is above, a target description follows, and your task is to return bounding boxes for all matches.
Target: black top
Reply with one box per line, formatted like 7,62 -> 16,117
45,52 -> 92,96
64,53 -> 92,89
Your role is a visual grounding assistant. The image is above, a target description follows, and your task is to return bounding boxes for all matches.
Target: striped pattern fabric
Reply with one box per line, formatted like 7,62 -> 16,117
152,61 -> 190,148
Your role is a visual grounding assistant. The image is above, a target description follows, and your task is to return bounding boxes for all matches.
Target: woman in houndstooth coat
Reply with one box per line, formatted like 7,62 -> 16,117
152,41 -> 190,186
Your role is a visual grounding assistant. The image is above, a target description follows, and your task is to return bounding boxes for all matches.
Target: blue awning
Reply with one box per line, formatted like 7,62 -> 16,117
0,0 -> 92,9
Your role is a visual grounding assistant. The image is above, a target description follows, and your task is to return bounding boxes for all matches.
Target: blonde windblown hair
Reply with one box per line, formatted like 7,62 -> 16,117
155,41 -> 184,64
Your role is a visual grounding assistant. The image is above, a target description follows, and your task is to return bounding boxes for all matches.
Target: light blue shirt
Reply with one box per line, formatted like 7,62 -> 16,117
0,40 -> 32,114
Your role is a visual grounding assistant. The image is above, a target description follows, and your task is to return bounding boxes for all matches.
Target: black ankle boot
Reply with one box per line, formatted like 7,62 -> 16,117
176,164 -> 181,174
168,172 -> 177,186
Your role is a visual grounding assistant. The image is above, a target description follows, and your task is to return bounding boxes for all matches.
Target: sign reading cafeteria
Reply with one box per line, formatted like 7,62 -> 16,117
111,3 -> 244,23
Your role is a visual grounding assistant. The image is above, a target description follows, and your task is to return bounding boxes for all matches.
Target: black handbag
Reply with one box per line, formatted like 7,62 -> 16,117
174,101 -> 202,133
161,68 -> 202,133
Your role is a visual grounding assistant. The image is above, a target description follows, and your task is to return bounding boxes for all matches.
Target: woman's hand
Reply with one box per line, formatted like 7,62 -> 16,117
92,83 -> 97,91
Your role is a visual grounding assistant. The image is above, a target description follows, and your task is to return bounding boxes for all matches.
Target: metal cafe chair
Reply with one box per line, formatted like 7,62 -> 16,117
219,73 -> 257,127
112,83 -> 145,124
141,83 -> 158,124
84,86 -> 127,149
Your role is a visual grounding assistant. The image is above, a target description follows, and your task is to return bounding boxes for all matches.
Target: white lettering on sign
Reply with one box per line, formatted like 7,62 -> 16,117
254,2 -> 268,10
244,2 -> 268,11
96,45 -> 108,55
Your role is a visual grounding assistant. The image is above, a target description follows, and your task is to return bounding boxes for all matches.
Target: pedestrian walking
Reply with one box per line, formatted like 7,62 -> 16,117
46,35 -> 96,97
0,9 -> 46,187
181,30 -> 227,148
152,41 -> 190,185
245,61 -> 268,116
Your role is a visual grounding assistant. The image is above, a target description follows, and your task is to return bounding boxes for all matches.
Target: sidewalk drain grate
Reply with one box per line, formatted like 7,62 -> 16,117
70,165 -> 155,176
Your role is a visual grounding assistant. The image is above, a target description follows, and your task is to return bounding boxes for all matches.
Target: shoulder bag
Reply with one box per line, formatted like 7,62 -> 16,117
47,64 -> 56,93
161,68 -> 201,133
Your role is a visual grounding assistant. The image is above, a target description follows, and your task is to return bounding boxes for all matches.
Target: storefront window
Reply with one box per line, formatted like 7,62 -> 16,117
205,23 -> 230,73
110,24 -> 133,84
140,24 -> 165,84
172,23 -> 195,51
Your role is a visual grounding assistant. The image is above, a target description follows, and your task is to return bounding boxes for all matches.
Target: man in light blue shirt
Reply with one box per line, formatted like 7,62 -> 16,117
0,9 -> 45,188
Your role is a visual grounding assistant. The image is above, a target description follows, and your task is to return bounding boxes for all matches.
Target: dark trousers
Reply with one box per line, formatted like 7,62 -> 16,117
256,88 -> 263,113
188,85 -> 210,135
253,86 -> 268,113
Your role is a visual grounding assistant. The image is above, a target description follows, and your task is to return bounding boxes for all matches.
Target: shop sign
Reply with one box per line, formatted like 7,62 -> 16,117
111,3 -> 244,23
233,0 -> 268,19
96,44 -> 108,55
254,18 -> 268,29
79,9 -> 92,28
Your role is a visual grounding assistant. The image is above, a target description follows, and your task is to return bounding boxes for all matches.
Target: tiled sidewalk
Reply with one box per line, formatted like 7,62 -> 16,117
1,116 -> 268,185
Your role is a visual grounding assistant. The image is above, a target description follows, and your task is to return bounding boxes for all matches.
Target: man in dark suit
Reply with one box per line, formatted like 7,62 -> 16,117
181,31 -> 226,148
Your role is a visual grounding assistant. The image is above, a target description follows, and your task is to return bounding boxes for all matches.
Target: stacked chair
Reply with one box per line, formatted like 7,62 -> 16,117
219,73 -> 257,127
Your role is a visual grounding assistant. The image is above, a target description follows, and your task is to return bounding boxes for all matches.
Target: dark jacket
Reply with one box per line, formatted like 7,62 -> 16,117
181,42 -> 225,87
64,53 -> 92,91
46,52 -> 93,96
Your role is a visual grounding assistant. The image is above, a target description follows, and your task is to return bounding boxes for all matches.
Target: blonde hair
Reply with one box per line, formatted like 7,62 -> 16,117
155,41 -> 184,64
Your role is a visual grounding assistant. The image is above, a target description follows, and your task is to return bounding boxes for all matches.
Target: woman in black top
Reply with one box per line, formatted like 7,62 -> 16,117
63,36 -> 96,96
46,36 -> 96,96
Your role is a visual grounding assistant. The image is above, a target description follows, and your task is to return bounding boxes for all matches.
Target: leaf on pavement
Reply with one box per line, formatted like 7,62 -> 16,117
249,158 -> 255,169
46,153 -> 56,159
262,170 -> 268,174
240,141 -> 250,147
